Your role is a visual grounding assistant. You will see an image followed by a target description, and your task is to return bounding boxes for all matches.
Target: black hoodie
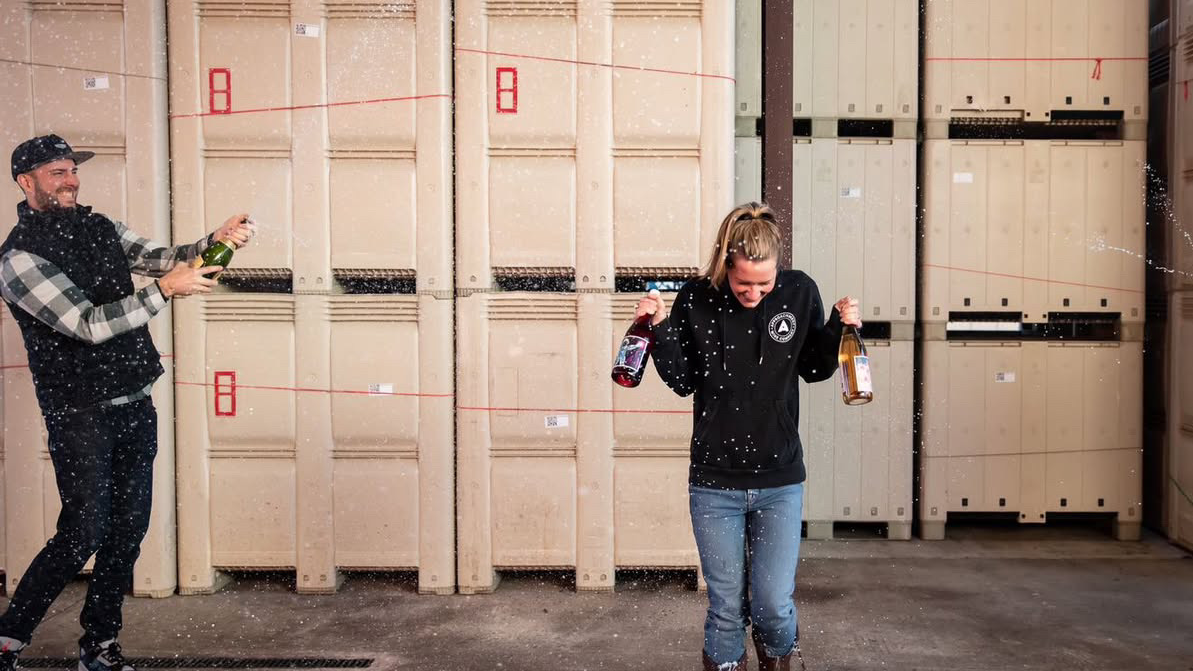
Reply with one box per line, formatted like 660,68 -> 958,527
651,269 -> 842,490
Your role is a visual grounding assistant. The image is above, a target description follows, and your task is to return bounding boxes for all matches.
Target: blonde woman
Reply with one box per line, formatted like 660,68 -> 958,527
637,202 -> 861,671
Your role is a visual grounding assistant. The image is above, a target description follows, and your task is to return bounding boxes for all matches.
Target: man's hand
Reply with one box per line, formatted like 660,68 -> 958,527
212,213 -> 256,249
158,264 -> 222,299
636,289 -> 667,326
835,296 -> 862,328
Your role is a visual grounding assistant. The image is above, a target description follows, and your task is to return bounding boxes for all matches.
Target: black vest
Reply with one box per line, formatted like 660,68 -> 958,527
1,202 -> 163,412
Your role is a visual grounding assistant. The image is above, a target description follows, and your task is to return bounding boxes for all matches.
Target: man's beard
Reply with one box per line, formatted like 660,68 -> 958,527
31,184 -> 77,211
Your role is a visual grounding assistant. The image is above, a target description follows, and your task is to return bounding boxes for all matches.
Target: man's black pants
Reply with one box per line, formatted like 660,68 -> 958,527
0,398 -> 157,647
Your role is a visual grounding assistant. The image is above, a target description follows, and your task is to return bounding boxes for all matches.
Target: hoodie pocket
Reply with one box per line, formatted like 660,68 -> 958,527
690,398 -> 798,472
775,400 -> 798,436
692,400 -> 721,444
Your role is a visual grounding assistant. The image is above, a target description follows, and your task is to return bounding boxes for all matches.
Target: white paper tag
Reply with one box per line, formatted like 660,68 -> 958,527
295,22 -> 320,37
953,172 -> 974,184
853,355 -> 872,393
840,187 -> 862,198
840,355 -> 873,397
83,75 -> 110,91
544,414 -> 569,429
994,372 -> 1016,383
368,383 -> 394,396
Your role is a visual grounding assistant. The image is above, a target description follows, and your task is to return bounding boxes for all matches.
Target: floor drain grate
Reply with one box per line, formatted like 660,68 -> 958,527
21,658 -> 374,669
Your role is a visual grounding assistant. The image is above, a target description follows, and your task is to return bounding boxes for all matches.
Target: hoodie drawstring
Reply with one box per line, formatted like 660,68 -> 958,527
719,288 -> 774,370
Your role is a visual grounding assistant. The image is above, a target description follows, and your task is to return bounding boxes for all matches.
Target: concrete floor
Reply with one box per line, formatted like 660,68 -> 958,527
4,523 -> 1192,671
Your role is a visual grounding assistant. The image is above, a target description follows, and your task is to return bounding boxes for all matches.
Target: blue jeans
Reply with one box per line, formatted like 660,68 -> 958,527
690,482 -> 804,665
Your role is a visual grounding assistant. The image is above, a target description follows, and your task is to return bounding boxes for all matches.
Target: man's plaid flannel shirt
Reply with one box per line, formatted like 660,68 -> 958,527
0,216 -> 213,408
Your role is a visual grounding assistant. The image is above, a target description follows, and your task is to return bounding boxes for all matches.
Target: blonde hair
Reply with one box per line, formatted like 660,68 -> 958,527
701,202 -> 782,289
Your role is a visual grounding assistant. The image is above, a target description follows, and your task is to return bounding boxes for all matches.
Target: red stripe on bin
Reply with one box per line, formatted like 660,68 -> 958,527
925,56 -> 1146,80
170,92 -> 451,120
456,47 -> 736,82
175,379 -> 453,398
0,57 -> 165,82
173,381 -> 688,414
922,263 -> 1146,294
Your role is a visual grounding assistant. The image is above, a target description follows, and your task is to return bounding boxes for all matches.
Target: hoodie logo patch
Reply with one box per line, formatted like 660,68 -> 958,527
768,312 -> 796,343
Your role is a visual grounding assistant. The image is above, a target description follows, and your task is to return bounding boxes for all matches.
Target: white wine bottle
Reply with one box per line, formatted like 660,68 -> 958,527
838,325 -> 873,406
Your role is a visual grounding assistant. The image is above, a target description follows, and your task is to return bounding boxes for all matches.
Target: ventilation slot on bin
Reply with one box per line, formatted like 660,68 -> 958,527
945,312 -> 1023,339
859,322 -> 892,340
837,119 -> 894,139
218,268 -> 293,293
614,267 -> 699,293
493,267 -> 575,292
333,269 -> 416,295
1044,312 -> 1121,341
949,112 -> 1124,141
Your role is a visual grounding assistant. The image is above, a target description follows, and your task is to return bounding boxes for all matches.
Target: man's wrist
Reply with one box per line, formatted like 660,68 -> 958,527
155,278 -> 172,299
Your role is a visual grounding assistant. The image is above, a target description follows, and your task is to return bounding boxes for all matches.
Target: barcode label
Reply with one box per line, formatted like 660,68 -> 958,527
544,414 -> 569,429
840,187 -> 861,198
953,172 -> 974,184
83,76 -> 110,91
295,22 -> 320,37
368,383 -> 394,396
994,372 -> 1016,383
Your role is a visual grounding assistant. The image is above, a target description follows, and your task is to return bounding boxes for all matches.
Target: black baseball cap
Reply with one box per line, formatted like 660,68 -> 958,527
10,134 -> 95,182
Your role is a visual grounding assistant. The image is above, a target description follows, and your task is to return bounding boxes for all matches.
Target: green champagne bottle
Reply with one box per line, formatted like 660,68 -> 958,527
191,238 -> 234,278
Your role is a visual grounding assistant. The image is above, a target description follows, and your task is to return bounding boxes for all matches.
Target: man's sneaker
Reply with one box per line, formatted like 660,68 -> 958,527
79,639 -> 134,671
0,636 -> 25,671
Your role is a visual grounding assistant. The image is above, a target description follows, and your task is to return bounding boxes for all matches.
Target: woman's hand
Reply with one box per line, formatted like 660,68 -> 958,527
636,289 -> 667,326
835,296 -> 862,328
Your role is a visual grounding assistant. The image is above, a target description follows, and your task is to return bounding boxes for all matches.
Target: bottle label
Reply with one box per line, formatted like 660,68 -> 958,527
853,355 -> 872,393
841,355 -> 873,396
614,335 -> 650,373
